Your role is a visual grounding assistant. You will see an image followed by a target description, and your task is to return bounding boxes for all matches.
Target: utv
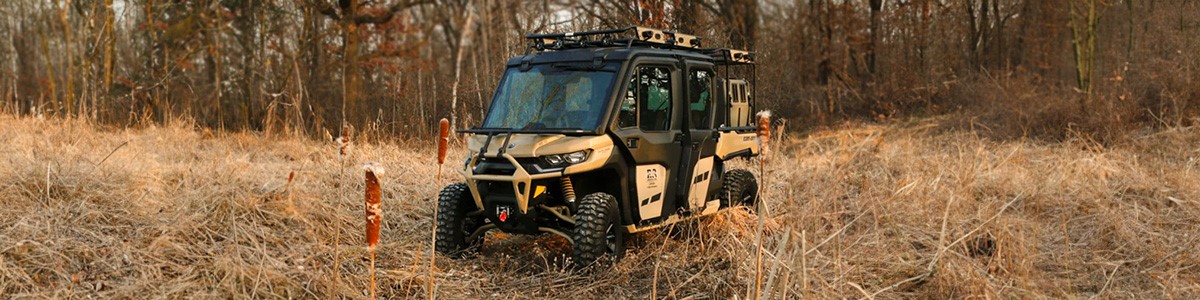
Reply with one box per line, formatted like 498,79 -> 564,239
436,27 -> 763,266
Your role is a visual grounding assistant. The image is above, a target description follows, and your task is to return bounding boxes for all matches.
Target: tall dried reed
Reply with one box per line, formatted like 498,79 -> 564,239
332,124 -> 352,297
751,110 -> 772,300
429,118 -> 451,299
4,115 -> 1198,299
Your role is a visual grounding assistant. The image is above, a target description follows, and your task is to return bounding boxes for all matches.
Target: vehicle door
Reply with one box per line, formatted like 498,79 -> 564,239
612,58 -> 684,225
680,63 -> 720,214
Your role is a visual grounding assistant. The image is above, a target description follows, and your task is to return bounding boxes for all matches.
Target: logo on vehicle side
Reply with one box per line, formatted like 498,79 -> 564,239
508,143 -> 516,149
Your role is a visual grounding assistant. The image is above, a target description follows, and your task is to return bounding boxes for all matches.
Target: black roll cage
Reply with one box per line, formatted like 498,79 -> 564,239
461,26 -> 759,144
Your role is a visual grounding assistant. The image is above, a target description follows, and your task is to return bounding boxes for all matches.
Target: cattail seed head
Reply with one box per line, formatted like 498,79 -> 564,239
338,124 -> 354,157
363,162 -> 384,249
437,118 -> 450,165
756,111 -> 772,155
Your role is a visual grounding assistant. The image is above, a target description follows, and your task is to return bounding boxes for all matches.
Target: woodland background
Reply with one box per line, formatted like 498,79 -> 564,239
0,0 -> 1197,141
3,1 -> 1200,298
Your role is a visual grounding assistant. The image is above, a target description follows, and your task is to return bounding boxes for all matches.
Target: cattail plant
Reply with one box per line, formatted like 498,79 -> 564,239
337,124 -> 354,158
436,118 -> 450,181
332,124 -> 353,297
429,118 -> 450,299
285,170 -> 297,215
756,111 -> 772,156
752,110 -> 771,300
363,162 -> 385,300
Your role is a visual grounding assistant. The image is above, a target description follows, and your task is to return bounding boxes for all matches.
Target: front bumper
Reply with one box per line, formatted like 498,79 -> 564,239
460,153 -> 562,214
459,149 -> 613,213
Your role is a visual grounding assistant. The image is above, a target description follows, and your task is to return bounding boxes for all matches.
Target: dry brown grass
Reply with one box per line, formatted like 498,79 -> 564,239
1,115 -> 1198,299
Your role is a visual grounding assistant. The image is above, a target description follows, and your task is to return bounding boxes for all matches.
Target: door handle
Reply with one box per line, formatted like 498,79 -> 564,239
626,137 -> 639,148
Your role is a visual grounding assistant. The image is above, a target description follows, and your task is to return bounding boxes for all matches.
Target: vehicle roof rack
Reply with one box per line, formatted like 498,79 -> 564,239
525,26 -> 754,65
704,48 -> 754,65
526,27 -> 700,50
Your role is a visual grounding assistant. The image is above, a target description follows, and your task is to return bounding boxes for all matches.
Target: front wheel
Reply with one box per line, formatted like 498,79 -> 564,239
435,183 -> 484,257
572,192 -> 625,268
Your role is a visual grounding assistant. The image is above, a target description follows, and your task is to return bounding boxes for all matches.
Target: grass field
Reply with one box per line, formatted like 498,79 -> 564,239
1,115 -> 1198,299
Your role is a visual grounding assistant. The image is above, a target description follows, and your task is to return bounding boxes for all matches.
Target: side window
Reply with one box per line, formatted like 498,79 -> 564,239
618,76 -> 638,128
617,66 -> 673,130
688,69 -> 713,129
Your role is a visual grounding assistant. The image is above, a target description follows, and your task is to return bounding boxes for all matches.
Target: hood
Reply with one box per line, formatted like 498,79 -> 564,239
466,134 -> 613,158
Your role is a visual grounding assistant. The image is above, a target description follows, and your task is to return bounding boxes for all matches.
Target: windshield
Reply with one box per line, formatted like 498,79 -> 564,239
481,64 -> 617,131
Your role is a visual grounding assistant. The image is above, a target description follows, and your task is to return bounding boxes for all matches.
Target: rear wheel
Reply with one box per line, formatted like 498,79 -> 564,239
719,169 -> 758,210
572,192 -> 625,268
435,183 -> 484,257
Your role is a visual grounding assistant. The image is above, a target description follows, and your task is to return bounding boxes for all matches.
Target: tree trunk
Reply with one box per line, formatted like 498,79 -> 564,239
39,37 -> 58,116
722,0 -> 758,50
418,71 -> 425,134
341,0 -> 361,127
979,0 -> 990,65
103,0 -> 115,120
7,2 -> 23,113
991,0 -> 1005,68
1126,0 -> 1134,59
144,0 -> 155,122
55,0 -> 75,117
13,1 -> 36,114
815,0 -> 831,85
256,4 -> 267,129
207,0 -> 224,130
472,46 -> 484,122
1013,0 -> 1032,68
303,4 -> 323,132
868,0 -> 883,75
1070,0 -> 1099,96
1179,0 -> 1185,32
965,0 -> 979,66
918,0 -> 930,76
449,5 -> 476,133
675,0 -> 701,33
819,0 -> 834,124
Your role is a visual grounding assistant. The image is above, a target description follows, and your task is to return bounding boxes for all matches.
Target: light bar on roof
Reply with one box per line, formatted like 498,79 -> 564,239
634,27 -> 702,49
727,49 -> 753,63
524,26 -> 707,51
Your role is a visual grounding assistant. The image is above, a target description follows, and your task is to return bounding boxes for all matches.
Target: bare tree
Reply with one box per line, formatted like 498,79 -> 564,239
448,2 -> 476,132
0,0 -> 1193,138
868,0 -> 883,75
313,0 -> 429,127
1070,0 -> 1100,95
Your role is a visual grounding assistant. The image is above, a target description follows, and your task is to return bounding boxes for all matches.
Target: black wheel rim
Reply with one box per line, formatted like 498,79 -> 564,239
605,225 -> 616,253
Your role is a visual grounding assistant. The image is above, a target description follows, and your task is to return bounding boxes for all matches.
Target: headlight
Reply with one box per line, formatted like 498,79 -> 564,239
542,150 -> 590,166
544,154 -> 565,165
564,150 -> 589,164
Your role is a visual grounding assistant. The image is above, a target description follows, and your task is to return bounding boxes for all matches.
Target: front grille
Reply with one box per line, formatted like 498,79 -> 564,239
478,180 -> 515,198
474,158 -> 516,175
473,157 -> 563,175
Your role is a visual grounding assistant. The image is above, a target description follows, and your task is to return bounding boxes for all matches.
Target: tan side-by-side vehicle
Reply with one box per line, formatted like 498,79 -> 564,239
436,27 -> 763,267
